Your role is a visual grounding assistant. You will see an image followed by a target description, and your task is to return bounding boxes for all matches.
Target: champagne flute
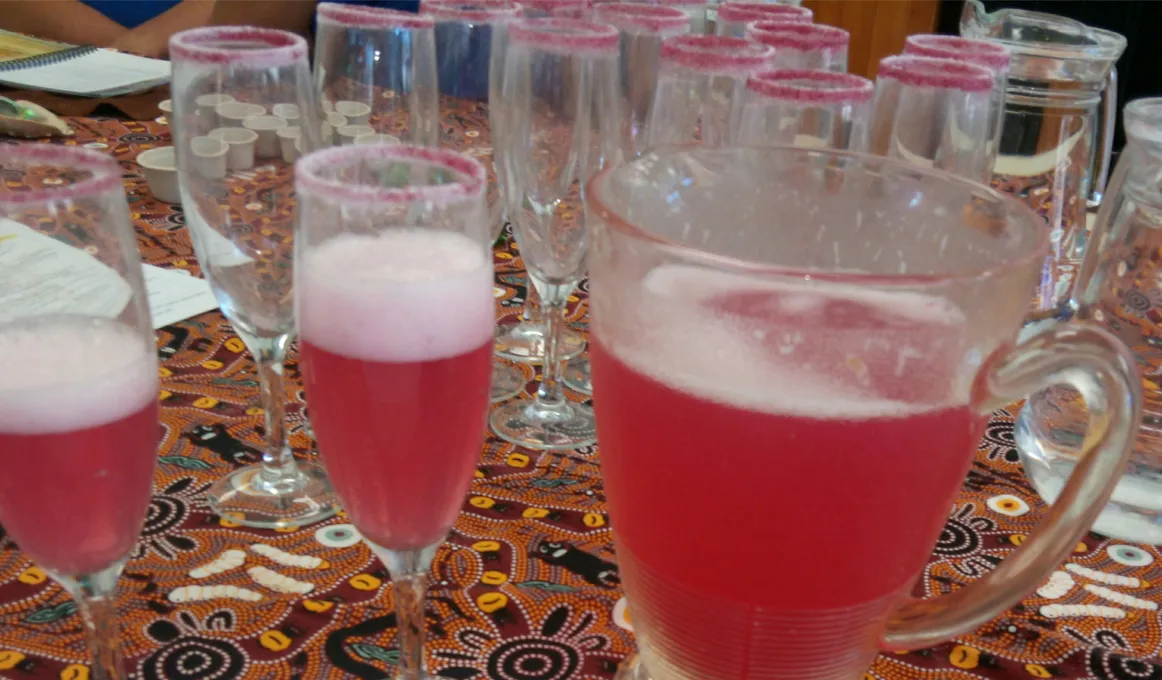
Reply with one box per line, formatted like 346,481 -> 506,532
0,144 -> 160,680
170,26 -> 339,528
296,144 -> 494,680
713,0 -> 810,37
491,18 -> 622,450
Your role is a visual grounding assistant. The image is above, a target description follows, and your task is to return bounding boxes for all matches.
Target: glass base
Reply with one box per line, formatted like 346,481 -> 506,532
495,320 -> 585,364
492,361 -> 528,403
490,397 -> 597,450
207,460 -> 340,529
615,653 -> 651,680
563,357 -> 591,396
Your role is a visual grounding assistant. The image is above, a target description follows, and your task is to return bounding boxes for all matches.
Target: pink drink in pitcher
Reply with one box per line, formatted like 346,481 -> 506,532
0,316 -> 159,577
590,266 -> 986,680
299,229 -> 494,550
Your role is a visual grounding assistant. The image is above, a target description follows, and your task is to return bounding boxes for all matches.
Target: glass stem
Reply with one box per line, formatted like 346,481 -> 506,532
377,544 -> 439,680
533,280 -> 573,409
59,564 -> 126,680
240,331 -> 297,484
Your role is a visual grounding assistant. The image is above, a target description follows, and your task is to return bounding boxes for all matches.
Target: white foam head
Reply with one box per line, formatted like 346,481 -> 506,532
298,229 -> 495,362
0,316 -> 158,434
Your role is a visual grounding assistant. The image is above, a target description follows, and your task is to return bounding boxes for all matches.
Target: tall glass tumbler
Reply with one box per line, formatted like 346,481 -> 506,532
645,35 -> 774,148
904,34 -> 1011,177
869,54 -> 995,183
735,68 -> 873,150
746,20 -> 850,72
713,1 -> 810,38
587,145 -> 1141,680
170,27 -> 339,528
297,145 -> 493,680
314,2 -> 440,146
0,145 -> 160,680
491,18 -> 622,450
521,0 -> 592,17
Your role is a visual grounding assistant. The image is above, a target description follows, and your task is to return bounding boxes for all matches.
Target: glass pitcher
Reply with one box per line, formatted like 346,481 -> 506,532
1017,98 -> 1162,544
960,0 -> 1125,311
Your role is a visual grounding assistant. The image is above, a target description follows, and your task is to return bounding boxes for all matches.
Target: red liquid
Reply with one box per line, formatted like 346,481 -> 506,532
301,339 -> 492,550
0,401 -> 158,577
590,336 -> 984,680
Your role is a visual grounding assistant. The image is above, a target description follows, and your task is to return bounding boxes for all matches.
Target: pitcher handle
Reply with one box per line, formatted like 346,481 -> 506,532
1089,67 -> 1119,208
880,322 -> 1140,651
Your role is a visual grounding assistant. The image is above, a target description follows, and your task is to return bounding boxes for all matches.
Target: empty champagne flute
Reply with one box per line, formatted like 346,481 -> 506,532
297,144 -> 493,680
314,2 -> 439,146
491,18 -> 622,449
868,54 -> 995,182
0,145 -> 160,680
170,26 -> 339,528
645,34 -> 774,148
713,0 -> 810,38
746,20 -> 850,71
735,68 -> 873,149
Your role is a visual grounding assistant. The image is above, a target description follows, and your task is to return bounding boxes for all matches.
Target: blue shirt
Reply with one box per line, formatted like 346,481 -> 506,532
80,0 -> 182,28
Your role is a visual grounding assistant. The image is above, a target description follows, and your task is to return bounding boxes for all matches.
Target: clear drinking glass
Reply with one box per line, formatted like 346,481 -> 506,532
424,0 -> 528,402
296,144 -> 493,680
745,20 -> 849,72
903,34 -> 1010,178
0,145 -> 160,680
587,145 -> 1141,680
170,26 -> 339,528
713,1 -> 810,38
521,0 -> 591,17
735,68 -> 873,150
491,18 -> 622,449
868,54 -> 995,183
645,35 -> 774,148
314,2 -> 440,146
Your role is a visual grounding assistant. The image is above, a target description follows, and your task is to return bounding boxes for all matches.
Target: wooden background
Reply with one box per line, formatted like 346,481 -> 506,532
802,0 -> 941,78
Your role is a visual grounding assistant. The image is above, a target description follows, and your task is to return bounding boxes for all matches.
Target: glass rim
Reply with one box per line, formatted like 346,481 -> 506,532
904,34 -> 1010,70
169,26 -> 308,67
593,3 -> 690,34
661,34 -> 775,73
877,55 -> 994,94
421,0 -> 522,23
295,144 -> 486,207
587,146 -> 1049,286
965,8 -> 1126,60
746,20 -> 849,52
316,1 -> 435,30
509,18 -> 619,52
519,0 -> 590,13
715,1 -> 812,24
747,68 -> 873,104
0,145 -> 122,206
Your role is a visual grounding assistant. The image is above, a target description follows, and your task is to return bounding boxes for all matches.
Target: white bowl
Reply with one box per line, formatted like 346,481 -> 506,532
190,136 -> 229,180
337,125 -> 375,145
353,133 -> 401,146
216,101 -> 265,127
137,147 -> 179,203
277,126 -> 302,163
335,100 -> 372,125
209,127 -> 259,171
272,103 -> 301,122
243,115 -> 288,159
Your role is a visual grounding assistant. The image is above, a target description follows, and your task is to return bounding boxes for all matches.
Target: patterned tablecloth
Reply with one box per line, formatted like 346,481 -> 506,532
1,112 -> 1161,680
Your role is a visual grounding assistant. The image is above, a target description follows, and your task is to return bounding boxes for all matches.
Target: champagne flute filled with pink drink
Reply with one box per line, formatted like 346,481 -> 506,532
587,146 -> 1142,680
0,144 -> 160,680
296,144 -> 493,680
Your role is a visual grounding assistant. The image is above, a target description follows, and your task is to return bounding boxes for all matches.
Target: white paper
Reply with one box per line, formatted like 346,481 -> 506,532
142,264 -> 219,329
0,49 -> 170,97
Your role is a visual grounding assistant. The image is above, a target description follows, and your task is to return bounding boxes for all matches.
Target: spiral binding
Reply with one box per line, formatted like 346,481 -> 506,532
0,45 -> 97,72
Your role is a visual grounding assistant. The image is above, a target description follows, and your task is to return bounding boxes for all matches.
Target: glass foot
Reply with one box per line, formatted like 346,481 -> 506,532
208,460 -> 340,529
495,319 -> 584,364
490,397 -> 597,450
615,653 -> 651,680
492,361 -> 528,403
563,357 -> 591,396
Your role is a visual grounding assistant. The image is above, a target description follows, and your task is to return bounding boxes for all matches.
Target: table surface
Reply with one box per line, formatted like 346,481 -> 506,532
1,111 -> 1161,680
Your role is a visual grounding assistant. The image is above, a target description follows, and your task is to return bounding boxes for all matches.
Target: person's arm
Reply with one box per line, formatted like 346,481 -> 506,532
0,0 -> 126,47
109,0 -> 216,58
209,0 -> 317,37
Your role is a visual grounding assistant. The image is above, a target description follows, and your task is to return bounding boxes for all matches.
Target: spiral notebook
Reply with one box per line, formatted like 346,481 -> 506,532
0,30 -> 169,97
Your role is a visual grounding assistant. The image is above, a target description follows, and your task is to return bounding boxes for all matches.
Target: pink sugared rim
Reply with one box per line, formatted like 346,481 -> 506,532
746,20 -> 849,52
904,34 -> 1011,71
519,0 -> 590,13
169,26 -> 307,66
877,55 -> 994,93
316,2 -> 435,30
296,144 -> 486,206
0,144 -> 121,206
715,2 -> 811,24
746,68 -> 872,104
661,35 -> 775,73
594,3 -> 690,34
509,18 -> 619,52
421,0 -> 522,23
